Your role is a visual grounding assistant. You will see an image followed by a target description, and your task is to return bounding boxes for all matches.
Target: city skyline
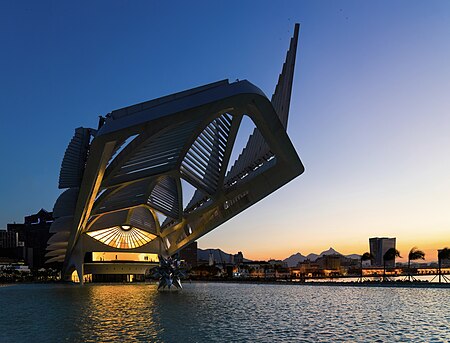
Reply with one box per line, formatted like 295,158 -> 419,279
2,207 -> 445,263
1,1 -> 449,263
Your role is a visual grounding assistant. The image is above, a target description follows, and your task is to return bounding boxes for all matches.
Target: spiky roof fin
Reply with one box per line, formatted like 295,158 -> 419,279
271,23 -> 300,129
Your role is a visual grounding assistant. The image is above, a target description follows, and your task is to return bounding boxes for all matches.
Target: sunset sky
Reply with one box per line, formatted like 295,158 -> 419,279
1,1 -> 449,262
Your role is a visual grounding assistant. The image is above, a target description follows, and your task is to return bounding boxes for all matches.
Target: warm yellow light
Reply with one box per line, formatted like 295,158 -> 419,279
92,252 -> 159,262
71,270 -> 80,283
86,226 -> 156,249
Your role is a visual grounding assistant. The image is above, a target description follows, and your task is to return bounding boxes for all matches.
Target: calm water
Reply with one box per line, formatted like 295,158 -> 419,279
1,282 -> 449,342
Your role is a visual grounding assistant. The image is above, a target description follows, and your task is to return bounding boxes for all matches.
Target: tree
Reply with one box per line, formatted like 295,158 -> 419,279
359,252 -> 373,282
407,247 -> 425,281
383,248 -> 401,281
438,247 -> 450,283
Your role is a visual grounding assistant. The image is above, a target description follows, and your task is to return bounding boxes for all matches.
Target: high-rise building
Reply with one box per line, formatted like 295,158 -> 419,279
0,230 -> 20,262
0,230 -> 18,248
438,249 -> 450,268
369,237 -> 396,267
7,209 -> 53,269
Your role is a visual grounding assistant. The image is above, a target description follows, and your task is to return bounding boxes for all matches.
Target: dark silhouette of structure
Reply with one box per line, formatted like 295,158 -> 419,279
6,209 -> 54,269
369,237 -> 396,267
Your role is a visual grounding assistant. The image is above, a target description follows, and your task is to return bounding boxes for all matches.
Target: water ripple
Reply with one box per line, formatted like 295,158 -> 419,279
0,283 -> 449,342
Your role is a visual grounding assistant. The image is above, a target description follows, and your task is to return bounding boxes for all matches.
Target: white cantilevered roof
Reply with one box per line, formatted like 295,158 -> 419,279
47,24 -> 304,278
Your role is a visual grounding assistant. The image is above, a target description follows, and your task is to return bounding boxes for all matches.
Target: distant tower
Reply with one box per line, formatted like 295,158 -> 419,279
438,249 -> 450,268
208,251 -> 214,266
369,237 -> 396,267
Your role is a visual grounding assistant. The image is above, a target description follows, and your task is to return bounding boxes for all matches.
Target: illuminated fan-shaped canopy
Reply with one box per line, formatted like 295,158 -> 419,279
88,207 -> 157,235
86,226 -> 156,249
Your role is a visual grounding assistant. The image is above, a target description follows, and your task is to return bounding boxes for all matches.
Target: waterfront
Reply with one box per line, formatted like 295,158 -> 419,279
1,283 -> 449,342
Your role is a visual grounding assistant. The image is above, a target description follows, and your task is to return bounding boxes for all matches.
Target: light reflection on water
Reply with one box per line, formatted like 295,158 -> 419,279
0,282 -> 449,342
79,284 -> 161,342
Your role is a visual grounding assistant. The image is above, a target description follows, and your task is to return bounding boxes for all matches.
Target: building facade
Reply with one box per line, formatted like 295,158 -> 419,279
5,209 -> 53,269
369,237 -> 396,267
0,230 -> 18,249
0,230 -> 20,263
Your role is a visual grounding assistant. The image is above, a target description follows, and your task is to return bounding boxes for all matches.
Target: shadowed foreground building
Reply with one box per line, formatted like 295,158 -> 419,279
4,209 -> 54,269
46,24 -> 304,283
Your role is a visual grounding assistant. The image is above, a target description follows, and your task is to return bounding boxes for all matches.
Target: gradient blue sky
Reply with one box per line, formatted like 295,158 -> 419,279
1,1 -> 449,261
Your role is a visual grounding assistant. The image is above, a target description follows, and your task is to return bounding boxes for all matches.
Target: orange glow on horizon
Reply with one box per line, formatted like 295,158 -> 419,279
228,242 -> 449,263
